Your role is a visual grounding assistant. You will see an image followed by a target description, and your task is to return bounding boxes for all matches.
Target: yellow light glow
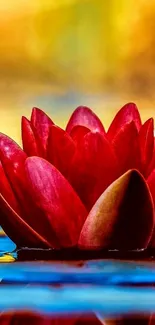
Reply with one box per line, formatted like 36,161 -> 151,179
0,0 -> 154,145
0,0 -> 79,16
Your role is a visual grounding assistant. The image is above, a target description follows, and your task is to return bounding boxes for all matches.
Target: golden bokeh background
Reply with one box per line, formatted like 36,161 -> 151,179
1,0 -> 155,143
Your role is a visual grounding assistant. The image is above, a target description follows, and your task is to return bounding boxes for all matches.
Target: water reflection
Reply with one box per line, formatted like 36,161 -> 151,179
0,313 -> 101,325
0,313 -> 152,324
0,232 -> 155,324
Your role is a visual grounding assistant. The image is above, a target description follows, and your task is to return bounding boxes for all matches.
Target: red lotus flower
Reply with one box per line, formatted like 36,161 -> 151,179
0,103 -> 154,250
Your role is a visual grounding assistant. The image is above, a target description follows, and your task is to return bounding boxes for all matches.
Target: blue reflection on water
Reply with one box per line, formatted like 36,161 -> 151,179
0,232 -> 155,317
1,260 -> 155,286
0,285 -> 154,316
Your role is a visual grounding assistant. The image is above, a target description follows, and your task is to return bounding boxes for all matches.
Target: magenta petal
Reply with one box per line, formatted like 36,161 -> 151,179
147,141 -> 155,177
0,133 -> 27,191
0,133 -> 31,218
47,125 -> 76,179
21,116 -> 39,156
79,170 -> 154,250
69,131 -> 119,210
0,193 -> 50,248
66,106 -> 105,134
31,107 -> 54,158
25,157 -> 88,247
139,118 -> 154,176
0,133 -> 59,247
107,103 -> 142,140
112,121 -> 141,174
0,133 -> 28,214
0,161 -> 21,215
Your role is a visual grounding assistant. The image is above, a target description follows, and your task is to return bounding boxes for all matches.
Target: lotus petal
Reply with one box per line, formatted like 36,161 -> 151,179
112,121 -> 141,174
0,133 -> 29,217
0,161 -> 21,215
147,169 -> 155,206
0,133 -> 59,247
107,103 -> 142,140
47,125 -> 75,179
0,192 -> 50,248
147,141 -> 155,177
69,132 -> 119,210
21,116 -> 39,156
139,119 -> 154,176
31,107 -> 54,158
25,157 -> 87,247
0,134 -> 27,212
70,125 -> 90,144
79,170 -> 154,250
66,106 -> 105,134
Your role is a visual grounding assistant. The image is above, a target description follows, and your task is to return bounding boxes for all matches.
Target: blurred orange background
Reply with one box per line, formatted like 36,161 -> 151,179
1,0 -> 155,143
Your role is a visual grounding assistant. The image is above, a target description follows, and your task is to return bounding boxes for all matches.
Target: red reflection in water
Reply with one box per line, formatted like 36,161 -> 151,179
0,312 -> 153,325
0,312 -> 101,325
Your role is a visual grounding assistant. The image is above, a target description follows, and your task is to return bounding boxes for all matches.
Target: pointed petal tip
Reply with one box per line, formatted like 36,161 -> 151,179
147,117 -> 154,123
66,105 -> 105,134
31,106 -> 41,114
120,168 -> 144,179
0,132 -> 26,159
31,107 -> 40,120
31,106 -> 47,115
21,116 -> 30,123
124,101 -> 137,107
30,107 -> 54,157
74,105 -> 95,114
73,105 -> 94,113
31,106 -> 54,123
120,102 -> 139,112
79,168 -> 154,250
107,102 -> 142,140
